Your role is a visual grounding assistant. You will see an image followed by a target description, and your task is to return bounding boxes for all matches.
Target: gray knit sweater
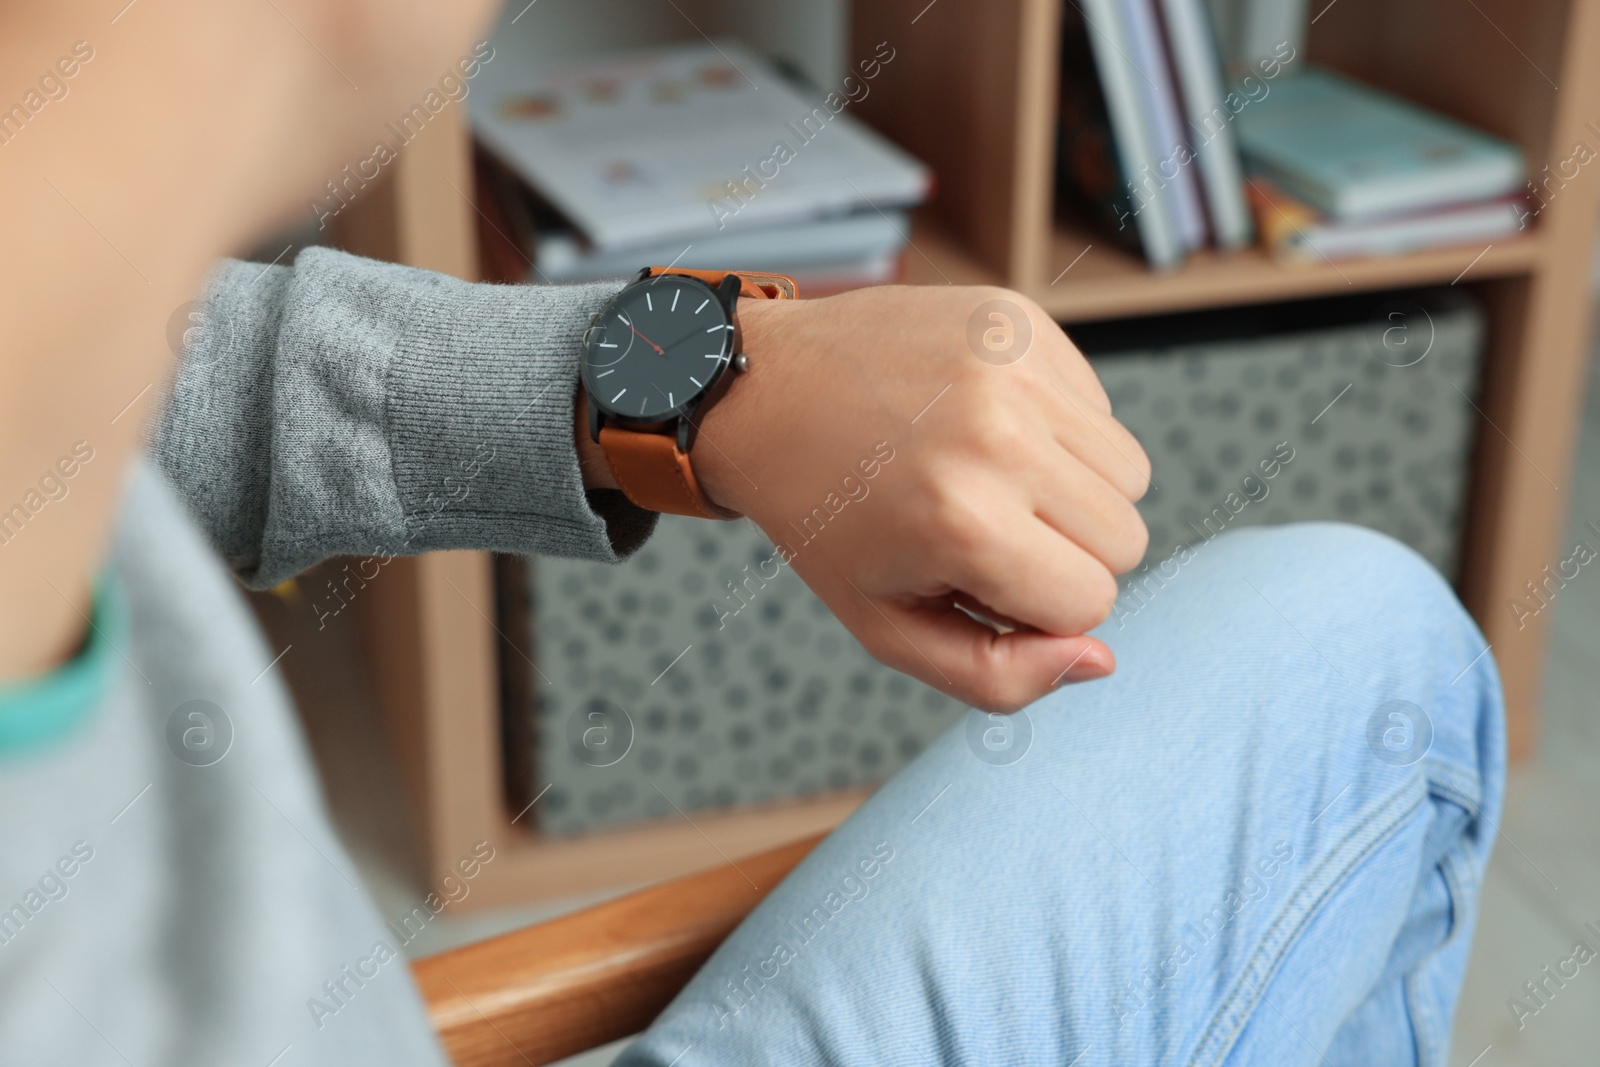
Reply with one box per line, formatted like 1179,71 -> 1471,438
0,249 -> 635,1065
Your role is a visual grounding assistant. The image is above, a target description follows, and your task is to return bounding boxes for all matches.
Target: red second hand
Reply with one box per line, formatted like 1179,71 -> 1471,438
627,322 -> 664,354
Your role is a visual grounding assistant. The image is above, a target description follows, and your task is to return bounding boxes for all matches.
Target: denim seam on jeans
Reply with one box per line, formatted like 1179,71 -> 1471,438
1407,949 -> 1445,1067
1422,763 -> 1483,819
1396,734 -> 1491,1065
1189,776 -> 1429,1066
1435,848 -> 1473,950
1404,843 -> 1475,1066
1427,763 -> 1487,953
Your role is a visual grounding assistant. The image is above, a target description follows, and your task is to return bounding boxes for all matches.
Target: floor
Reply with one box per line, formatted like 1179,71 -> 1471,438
270,309 -> 1600,1067
1447,328 -> 1600,1065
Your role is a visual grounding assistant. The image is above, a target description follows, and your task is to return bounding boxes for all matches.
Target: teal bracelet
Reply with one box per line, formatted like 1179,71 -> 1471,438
0,577 -> 121,755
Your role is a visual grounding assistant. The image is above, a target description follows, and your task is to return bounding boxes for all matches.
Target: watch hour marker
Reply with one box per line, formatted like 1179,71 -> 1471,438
597,369 -> 615,377
617,313 -> 631,326
689,375 -> 702,388
695,299 -> 709,314
639,397 -> 648,414
704,353 -> 723,359
645,292 -> 653,311
598,342 -> 618,348
667,392 -> 674,407
612,388 -> 627,403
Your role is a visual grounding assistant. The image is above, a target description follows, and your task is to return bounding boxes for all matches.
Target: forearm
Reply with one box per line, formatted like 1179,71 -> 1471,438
152,249 -> 649,589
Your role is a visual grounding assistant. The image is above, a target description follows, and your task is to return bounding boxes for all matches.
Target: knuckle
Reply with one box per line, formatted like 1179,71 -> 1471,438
1080,567 -> 1121,630
1109,503 -> 1151,573
973,408 -> 1029,461
1128,523 -> 1152,573
919,477 -> 989,556
1127,439 -> 1154,498
947,378 -> 1026,452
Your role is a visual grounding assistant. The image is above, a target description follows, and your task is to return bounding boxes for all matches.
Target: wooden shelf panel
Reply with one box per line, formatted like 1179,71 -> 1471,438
898,214 -> 1544,323
1033,225 -> 1545,322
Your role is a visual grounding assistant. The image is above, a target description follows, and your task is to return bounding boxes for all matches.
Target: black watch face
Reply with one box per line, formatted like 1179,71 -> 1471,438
581,275 -> 734,421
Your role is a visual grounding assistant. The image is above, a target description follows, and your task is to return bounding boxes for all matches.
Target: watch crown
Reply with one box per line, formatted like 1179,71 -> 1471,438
732,352 -> 751,373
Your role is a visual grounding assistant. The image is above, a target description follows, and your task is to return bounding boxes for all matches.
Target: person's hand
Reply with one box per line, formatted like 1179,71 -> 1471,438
693,285 -> 1151,713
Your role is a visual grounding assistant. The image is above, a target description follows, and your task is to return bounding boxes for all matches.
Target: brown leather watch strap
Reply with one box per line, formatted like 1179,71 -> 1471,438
641,266 -> 799,301
599,425 -> 740,521
598,269 -> 797,521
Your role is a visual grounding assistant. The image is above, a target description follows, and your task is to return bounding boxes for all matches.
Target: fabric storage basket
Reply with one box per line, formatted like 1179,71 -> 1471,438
1078,287 -> 1483,580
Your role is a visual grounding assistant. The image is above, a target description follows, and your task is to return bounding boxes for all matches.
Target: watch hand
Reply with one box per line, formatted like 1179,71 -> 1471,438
656,321 -> 733,361
627,322 -> 664,354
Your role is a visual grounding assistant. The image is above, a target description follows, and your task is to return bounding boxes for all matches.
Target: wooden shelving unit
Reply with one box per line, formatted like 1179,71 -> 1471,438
343,0 -> 1600,908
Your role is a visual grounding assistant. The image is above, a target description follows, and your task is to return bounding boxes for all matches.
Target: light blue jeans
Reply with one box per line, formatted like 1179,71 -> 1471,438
617,523 -> 1505,1067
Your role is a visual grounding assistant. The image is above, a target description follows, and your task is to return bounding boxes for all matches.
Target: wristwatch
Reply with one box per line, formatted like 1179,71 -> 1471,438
580,266 -> 797,520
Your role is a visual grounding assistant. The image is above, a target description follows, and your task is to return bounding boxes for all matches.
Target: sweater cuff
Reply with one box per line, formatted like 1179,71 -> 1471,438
386,277 -> 657,563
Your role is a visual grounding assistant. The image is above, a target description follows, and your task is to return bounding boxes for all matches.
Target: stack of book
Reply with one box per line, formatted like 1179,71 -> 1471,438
1058,0 -> 1528,269
469,41 -> 932,293
1236,69 -> 1527,264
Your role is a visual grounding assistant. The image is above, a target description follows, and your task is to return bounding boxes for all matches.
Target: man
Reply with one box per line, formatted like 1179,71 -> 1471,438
0,2 -> 1502,1064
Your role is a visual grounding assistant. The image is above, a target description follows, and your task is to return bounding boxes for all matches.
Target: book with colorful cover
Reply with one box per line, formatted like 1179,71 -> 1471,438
1234,67 -> 1524,220
1245,177 -> 1527,262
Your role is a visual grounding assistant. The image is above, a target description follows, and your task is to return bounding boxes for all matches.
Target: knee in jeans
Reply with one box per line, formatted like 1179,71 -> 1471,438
1238,523 -> 1501,780
1217,521 -> 1461,623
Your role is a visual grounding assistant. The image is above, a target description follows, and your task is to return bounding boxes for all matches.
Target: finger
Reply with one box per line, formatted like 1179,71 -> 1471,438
861,595 -> 1115,712
1028,447 -> 1149,574
1040,378 -> 1154,502
945,513 -> 1120,637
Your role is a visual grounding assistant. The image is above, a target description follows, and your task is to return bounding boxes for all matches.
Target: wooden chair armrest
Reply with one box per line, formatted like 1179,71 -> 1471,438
412,832 -> 824,1067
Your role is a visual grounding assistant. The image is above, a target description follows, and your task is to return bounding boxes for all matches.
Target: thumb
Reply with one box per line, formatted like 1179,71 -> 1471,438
859,596 -> 1115,713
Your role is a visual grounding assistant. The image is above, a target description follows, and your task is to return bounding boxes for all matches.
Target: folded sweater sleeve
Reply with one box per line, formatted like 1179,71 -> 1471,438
149,247 -> 653,589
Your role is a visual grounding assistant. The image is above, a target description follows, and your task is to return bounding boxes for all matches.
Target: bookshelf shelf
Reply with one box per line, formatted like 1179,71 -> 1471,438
1034,224 -> 1546,321
899,215 -> 1546,321
342,0 -> 1600,909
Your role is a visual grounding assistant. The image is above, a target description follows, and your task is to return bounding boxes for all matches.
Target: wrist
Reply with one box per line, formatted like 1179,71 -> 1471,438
693,297 -> 789,515
573,386 -> 619,492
